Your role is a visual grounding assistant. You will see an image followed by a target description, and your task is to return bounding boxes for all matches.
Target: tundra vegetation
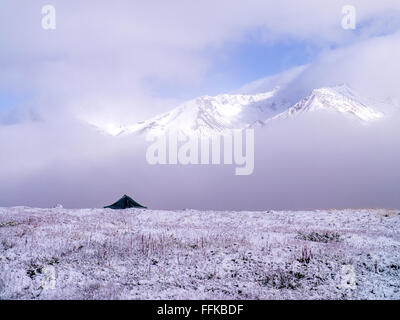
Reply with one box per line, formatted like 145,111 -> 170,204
0,207 -> 399,299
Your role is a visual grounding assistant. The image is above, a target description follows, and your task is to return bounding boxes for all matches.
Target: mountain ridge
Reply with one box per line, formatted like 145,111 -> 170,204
93,84 -> 385,137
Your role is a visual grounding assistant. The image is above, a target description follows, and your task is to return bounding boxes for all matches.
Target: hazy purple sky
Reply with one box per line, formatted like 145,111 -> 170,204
0,1 -> 399,209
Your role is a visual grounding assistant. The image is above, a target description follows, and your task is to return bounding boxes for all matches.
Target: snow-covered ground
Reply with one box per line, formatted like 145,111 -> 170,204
0,207 -> 399,300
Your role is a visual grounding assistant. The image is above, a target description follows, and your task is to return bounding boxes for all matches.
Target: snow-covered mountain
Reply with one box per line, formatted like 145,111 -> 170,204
102,90 -> 281,137
94,84 -> 385,137
264,85 -> 384,124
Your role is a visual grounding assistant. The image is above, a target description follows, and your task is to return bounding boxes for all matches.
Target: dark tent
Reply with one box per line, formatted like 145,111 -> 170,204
104,195 -> 147,209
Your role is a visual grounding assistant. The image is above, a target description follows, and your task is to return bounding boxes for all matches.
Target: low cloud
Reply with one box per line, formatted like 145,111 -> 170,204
0,1 -> 399,209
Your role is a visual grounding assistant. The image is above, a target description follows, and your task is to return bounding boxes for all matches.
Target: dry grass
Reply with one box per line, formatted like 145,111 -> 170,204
0,207 -> 399,299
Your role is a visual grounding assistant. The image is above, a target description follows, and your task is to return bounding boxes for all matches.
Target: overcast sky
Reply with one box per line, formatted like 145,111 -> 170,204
0,1 -> 399,209
1,0 -> 400,124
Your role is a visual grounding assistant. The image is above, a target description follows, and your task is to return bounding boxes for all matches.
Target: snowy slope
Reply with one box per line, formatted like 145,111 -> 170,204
93,84 -> 385,137
0,207 -> 399,300
265,85 -> 384,124
106,90 -> 280,137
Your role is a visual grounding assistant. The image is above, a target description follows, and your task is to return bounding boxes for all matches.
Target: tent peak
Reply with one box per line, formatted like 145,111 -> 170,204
104,194 -> 147,210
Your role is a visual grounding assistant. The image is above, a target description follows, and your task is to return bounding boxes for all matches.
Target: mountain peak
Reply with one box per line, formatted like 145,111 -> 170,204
267,85 -> 384,123
311,83 -> 359,99
91,84 -> 385,137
